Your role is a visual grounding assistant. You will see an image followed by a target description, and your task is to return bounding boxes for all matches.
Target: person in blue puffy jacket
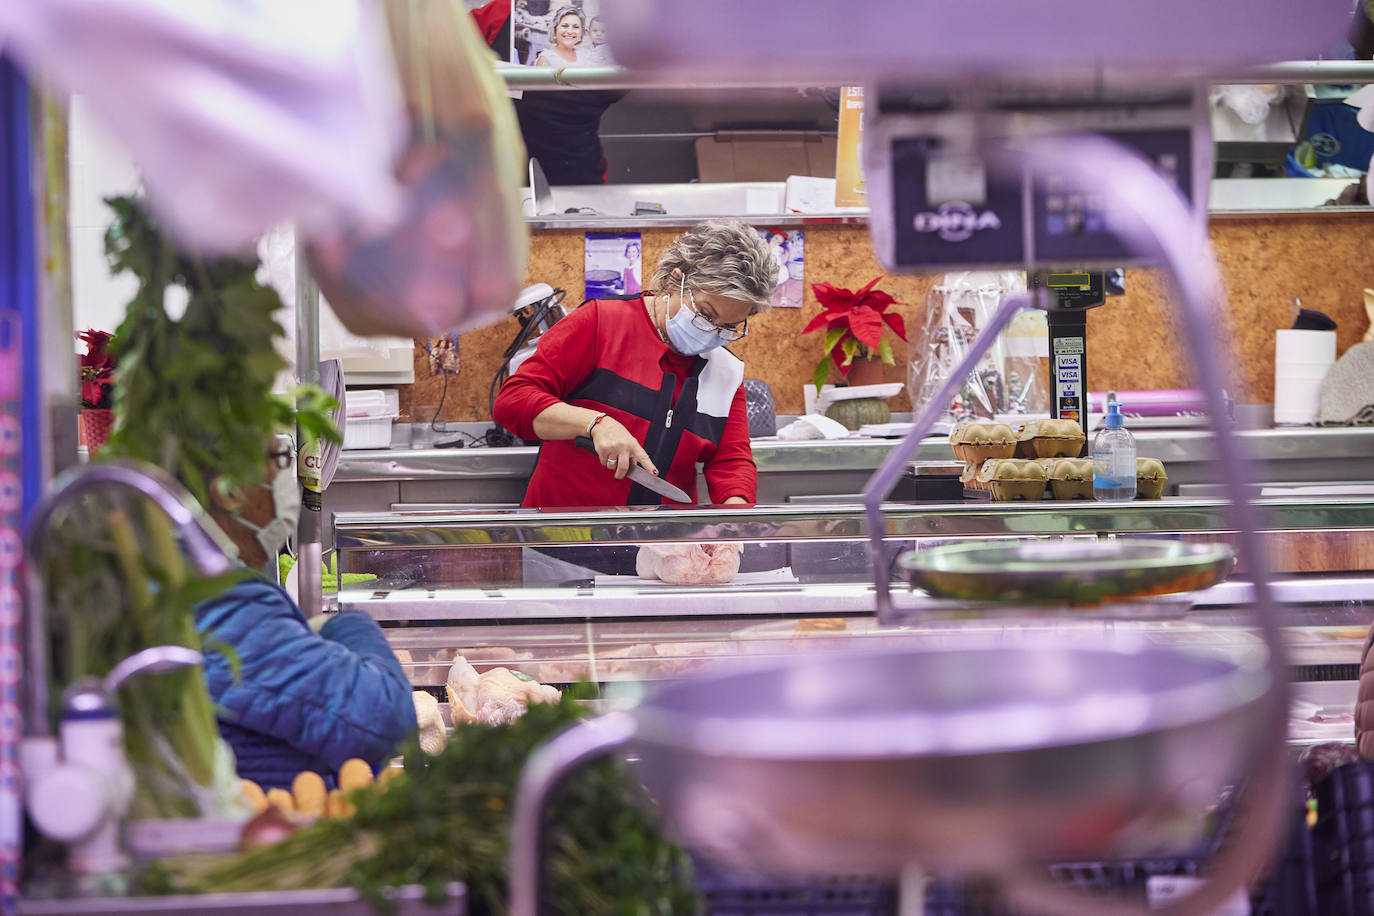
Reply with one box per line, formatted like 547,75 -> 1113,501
196,435 -> 415,790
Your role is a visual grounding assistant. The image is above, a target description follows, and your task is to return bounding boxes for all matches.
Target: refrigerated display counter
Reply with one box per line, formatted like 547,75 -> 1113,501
333,498 -> 1374,721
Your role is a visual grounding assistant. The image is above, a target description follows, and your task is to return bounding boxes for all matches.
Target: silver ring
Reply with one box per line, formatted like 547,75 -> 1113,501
606,457 -> 617,467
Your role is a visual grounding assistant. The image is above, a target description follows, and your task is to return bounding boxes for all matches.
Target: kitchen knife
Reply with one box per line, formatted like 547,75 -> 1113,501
574,436 -> 693,503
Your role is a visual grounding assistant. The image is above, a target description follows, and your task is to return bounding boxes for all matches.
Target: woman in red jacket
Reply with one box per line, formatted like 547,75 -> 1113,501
494,219 -> 778,510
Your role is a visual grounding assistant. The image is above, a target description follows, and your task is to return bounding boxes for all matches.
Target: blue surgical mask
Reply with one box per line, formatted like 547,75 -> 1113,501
664,273 -> 728,355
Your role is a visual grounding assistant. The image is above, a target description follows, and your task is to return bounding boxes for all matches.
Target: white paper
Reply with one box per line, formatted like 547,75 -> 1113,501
745,189 -> 780,214
777,414 -> 851,440
595,567 -> 800,588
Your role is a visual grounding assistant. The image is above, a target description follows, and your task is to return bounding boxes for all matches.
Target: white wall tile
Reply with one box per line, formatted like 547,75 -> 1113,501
68,96 -> 141,338
71,227 -> 136,337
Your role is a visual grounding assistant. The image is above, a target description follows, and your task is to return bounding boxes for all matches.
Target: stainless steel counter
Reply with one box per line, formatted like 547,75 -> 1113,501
319,427 -> 1374,553
332,431 -> 1374,486
335,496 -> 1374,547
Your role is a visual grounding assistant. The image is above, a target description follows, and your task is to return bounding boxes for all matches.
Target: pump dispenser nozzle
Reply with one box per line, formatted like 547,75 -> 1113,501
1104,401 -> 1125,429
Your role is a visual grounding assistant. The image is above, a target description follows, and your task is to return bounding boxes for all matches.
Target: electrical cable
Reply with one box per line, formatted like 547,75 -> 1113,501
416,287 -> 568,449
419,335 -> 459,442
488,287 -> 566,420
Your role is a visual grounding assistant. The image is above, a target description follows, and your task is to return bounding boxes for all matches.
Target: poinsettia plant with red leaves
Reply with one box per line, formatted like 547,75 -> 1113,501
78,329 -> 117,409
800,276 -> 907,392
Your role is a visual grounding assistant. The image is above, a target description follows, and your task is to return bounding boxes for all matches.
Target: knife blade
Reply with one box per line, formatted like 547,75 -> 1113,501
574,436 -> 693,503
626,463 -> 693,503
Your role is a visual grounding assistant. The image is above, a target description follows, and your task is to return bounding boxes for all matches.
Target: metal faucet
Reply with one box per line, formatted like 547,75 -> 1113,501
23,645 -> 205,873
22,460 -> 237,736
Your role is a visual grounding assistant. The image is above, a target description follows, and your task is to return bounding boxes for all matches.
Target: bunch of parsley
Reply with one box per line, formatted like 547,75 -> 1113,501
37,197 -> 338,818
160,691 -> 700,915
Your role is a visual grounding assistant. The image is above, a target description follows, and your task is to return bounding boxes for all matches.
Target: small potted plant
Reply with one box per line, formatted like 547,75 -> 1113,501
78,328 -> 116,451
800,276 -> 907,392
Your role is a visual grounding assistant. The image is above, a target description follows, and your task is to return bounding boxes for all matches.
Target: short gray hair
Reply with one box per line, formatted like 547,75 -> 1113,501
546,6 -> 584,46
651,219 -> 779,315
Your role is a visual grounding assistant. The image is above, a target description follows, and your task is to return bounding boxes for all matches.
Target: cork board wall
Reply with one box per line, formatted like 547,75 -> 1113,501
400,215 -> 1374,421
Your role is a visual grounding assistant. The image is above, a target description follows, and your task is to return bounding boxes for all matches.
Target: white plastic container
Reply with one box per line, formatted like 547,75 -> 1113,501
342,388 -> 399,450
342,414 -> 398,450
1274,378 -> 1329,426
1274,330 -> 1336,425
1275,329 -> 1337,363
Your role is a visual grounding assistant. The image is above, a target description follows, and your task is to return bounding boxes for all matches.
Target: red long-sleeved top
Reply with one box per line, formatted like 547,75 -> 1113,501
493,297 -> 757,508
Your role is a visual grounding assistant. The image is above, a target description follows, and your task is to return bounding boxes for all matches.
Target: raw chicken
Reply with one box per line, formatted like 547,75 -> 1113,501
444,656 -> 482,724
636,542 -> 743,585
475,667 -> 535,725
412,690 -> 447,755
475,667 -> 562,724
444,656 -> 561,727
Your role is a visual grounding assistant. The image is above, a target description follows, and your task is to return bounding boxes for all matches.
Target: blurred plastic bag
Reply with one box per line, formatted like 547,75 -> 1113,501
1211,84 -> 1285,125
257,226 -> 411,387
306,0 -> 528,338
777,414 -> 850,441
0,0 -> 405,254
636,543 -> 743,585
908,271 -> 1048,423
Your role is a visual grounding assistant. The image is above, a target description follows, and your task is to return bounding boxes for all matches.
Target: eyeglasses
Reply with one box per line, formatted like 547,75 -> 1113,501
684,289 -> 748,341
268,436 -> 295,470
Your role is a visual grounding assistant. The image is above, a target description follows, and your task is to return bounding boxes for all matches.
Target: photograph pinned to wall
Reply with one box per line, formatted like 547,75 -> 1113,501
758,228 -> 805,308
584,231 -> 641,301
512,1 -> 615,68
427,333 -> 460,376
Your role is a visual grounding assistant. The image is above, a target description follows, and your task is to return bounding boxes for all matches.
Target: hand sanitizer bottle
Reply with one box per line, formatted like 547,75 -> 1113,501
1093,401 -> 1137,501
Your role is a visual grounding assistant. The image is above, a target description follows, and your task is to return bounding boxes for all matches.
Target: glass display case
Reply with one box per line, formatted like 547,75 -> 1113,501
334,497 -> 1374,744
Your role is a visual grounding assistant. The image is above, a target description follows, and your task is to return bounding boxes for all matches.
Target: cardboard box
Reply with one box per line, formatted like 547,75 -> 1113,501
695,131 -> 837,182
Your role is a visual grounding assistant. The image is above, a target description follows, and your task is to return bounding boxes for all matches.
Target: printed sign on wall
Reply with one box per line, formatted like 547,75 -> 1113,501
834,87 -> 868,208
584,232 -> 642,302
757,228 -> 805,309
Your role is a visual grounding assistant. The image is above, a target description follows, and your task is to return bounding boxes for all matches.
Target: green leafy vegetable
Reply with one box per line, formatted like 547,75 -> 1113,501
154,692 -> 700,916
102,196 -> 339,506
38,197 -> 341,818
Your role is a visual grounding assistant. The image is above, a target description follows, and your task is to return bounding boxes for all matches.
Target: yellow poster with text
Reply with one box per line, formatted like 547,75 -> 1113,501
834,86 -> 867,208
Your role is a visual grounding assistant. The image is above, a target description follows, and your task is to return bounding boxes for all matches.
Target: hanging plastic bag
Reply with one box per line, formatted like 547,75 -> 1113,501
908,271 -> 1049,424
1211,84 -> 1285,126
0,0 -> 406,254
257,226 -> 411,387
306,0 -> 529,338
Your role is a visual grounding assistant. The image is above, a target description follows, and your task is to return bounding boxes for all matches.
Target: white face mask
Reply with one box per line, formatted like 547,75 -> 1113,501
236,467 -> 301,562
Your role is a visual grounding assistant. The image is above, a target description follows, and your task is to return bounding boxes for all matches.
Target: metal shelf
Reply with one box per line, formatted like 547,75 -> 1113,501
494,61 -> 1374,91
332,427 -> 1374,484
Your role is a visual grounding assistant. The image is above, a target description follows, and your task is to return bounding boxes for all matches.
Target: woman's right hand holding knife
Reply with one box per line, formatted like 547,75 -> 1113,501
587,413 -> 657,481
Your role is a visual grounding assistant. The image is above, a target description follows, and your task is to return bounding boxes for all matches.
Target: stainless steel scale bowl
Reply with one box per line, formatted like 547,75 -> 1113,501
632,643 -> 1261,875
897,539 -> 1237,606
